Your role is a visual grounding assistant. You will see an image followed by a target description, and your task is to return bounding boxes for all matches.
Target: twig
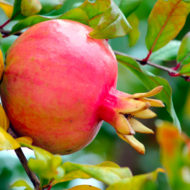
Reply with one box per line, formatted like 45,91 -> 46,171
0,19 -> 11,29
114,51 -> 190,81
8,127 -> 41,190
0,28 -> 22,38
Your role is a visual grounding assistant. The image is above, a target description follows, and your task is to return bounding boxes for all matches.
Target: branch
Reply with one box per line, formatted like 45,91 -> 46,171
114,51 -> 190,81
8,127 -> 41,190
0,28 -> 22,38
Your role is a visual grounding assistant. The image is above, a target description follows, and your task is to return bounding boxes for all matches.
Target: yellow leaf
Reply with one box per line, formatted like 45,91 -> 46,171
0,49 -> 4,80
16,136 -> 33,145
0,104 -> 9,131
69,185 -> 101,190
0,128 -> 20,150
0,0 -> 13,18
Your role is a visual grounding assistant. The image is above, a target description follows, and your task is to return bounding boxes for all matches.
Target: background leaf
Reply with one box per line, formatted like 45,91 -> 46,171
119,0 -> 142,17
115,52 -> 181,129
146,0 -> 190,52
69,185 -> 101,190
11,179 -> 33,190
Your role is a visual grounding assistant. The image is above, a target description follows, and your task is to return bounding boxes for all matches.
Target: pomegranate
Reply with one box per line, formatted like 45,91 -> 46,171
0,19 -> 164,154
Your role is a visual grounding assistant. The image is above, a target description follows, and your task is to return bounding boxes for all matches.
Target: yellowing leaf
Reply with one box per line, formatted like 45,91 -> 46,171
0,104 -> 9,131
21,0 -> 42,16
16,136 -> 33,145
69,185 -> 101,190
11,179 -> 33,190
127,14 -> 140,47
0,128 -> 20,150
0,49 -> 4,80
0,0 -> 13,18
146,0 -> 190,52
107,168 -> 163,190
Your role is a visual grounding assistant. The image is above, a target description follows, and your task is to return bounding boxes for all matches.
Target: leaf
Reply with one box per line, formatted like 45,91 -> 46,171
179,63 -> 190,75
0,104 -> 9,131
0,0 -> 13,18
23,144 -> 64,180
11,179 -> 33,190
146,0 -> 190,52
0,49 -> 4,80
0,128 -> 20,150
115,52 -> 181,129
127,14 -> 140,47
61,0 -> 131,39
119,0 -> 142,17
16,136 -> 33,145
69,185 -> 101,190
12,0 -> 22,19
21,0 -> 42,16
106,168 -> 164,190
156,121 -> 190,189
177,32 -> 190,65
59,161 -> 132,186
11,15 -> 50,33
150,40 -> 181,61
39,0 -> 65,14
59,8 -> 89,25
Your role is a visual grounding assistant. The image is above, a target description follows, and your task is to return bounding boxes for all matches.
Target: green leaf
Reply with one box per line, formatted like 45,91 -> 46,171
179,63 -> 190,75
11,179 -> 33,190
11,15 -> 50,33
21,0 -> 42,16
115,52 -> 181,129
146,0 -> 190,52
58,161 -> 132,186
12,0 -> 22,19
177,32 -> 190,65
0,0 -> 13,18
150,40 -> 181,62
59,8 -> 89,25
127,14 -> 140,47
119,0 -> 142,17
106,168 -> 163,190
0,128 -> 20,150
61,0 -> 131,39
23,144 -> 64,180
39,0 -> 65,14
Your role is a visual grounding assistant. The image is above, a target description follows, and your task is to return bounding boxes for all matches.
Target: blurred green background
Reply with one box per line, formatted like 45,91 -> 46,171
0,0 -> 190,189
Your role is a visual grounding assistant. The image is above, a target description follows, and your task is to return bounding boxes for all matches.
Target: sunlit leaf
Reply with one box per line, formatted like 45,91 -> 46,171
0,128 -> 20,150
59,161 -> 132,186
107,168 -> 163,190
0,49 -> 4,80
146,0 -> 190,52
11,15 -> 50,33
119,0 -> 142,17
177,32 -> 190,65
150,40 -> 181,61
23,144 -> 64,180
115,52 -> 181,129
11,179 -> 33,190
0,104 -> 9,131
21,0 -> 42,16
61,0 -> 131,39
0,0 -> 13,18
69,185 -> 101,190
127,14 -> 140,47
16,136 -> 33,145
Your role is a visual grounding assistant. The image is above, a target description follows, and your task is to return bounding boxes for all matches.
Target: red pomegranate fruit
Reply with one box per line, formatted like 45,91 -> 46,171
0,19 -> 164,154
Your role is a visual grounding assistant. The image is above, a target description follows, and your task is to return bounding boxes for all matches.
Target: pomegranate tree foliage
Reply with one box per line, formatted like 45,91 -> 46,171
0,0 -> 190,189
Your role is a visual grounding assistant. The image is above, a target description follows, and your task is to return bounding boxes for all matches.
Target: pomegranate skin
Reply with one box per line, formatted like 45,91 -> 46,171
0,19 -> 118,154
